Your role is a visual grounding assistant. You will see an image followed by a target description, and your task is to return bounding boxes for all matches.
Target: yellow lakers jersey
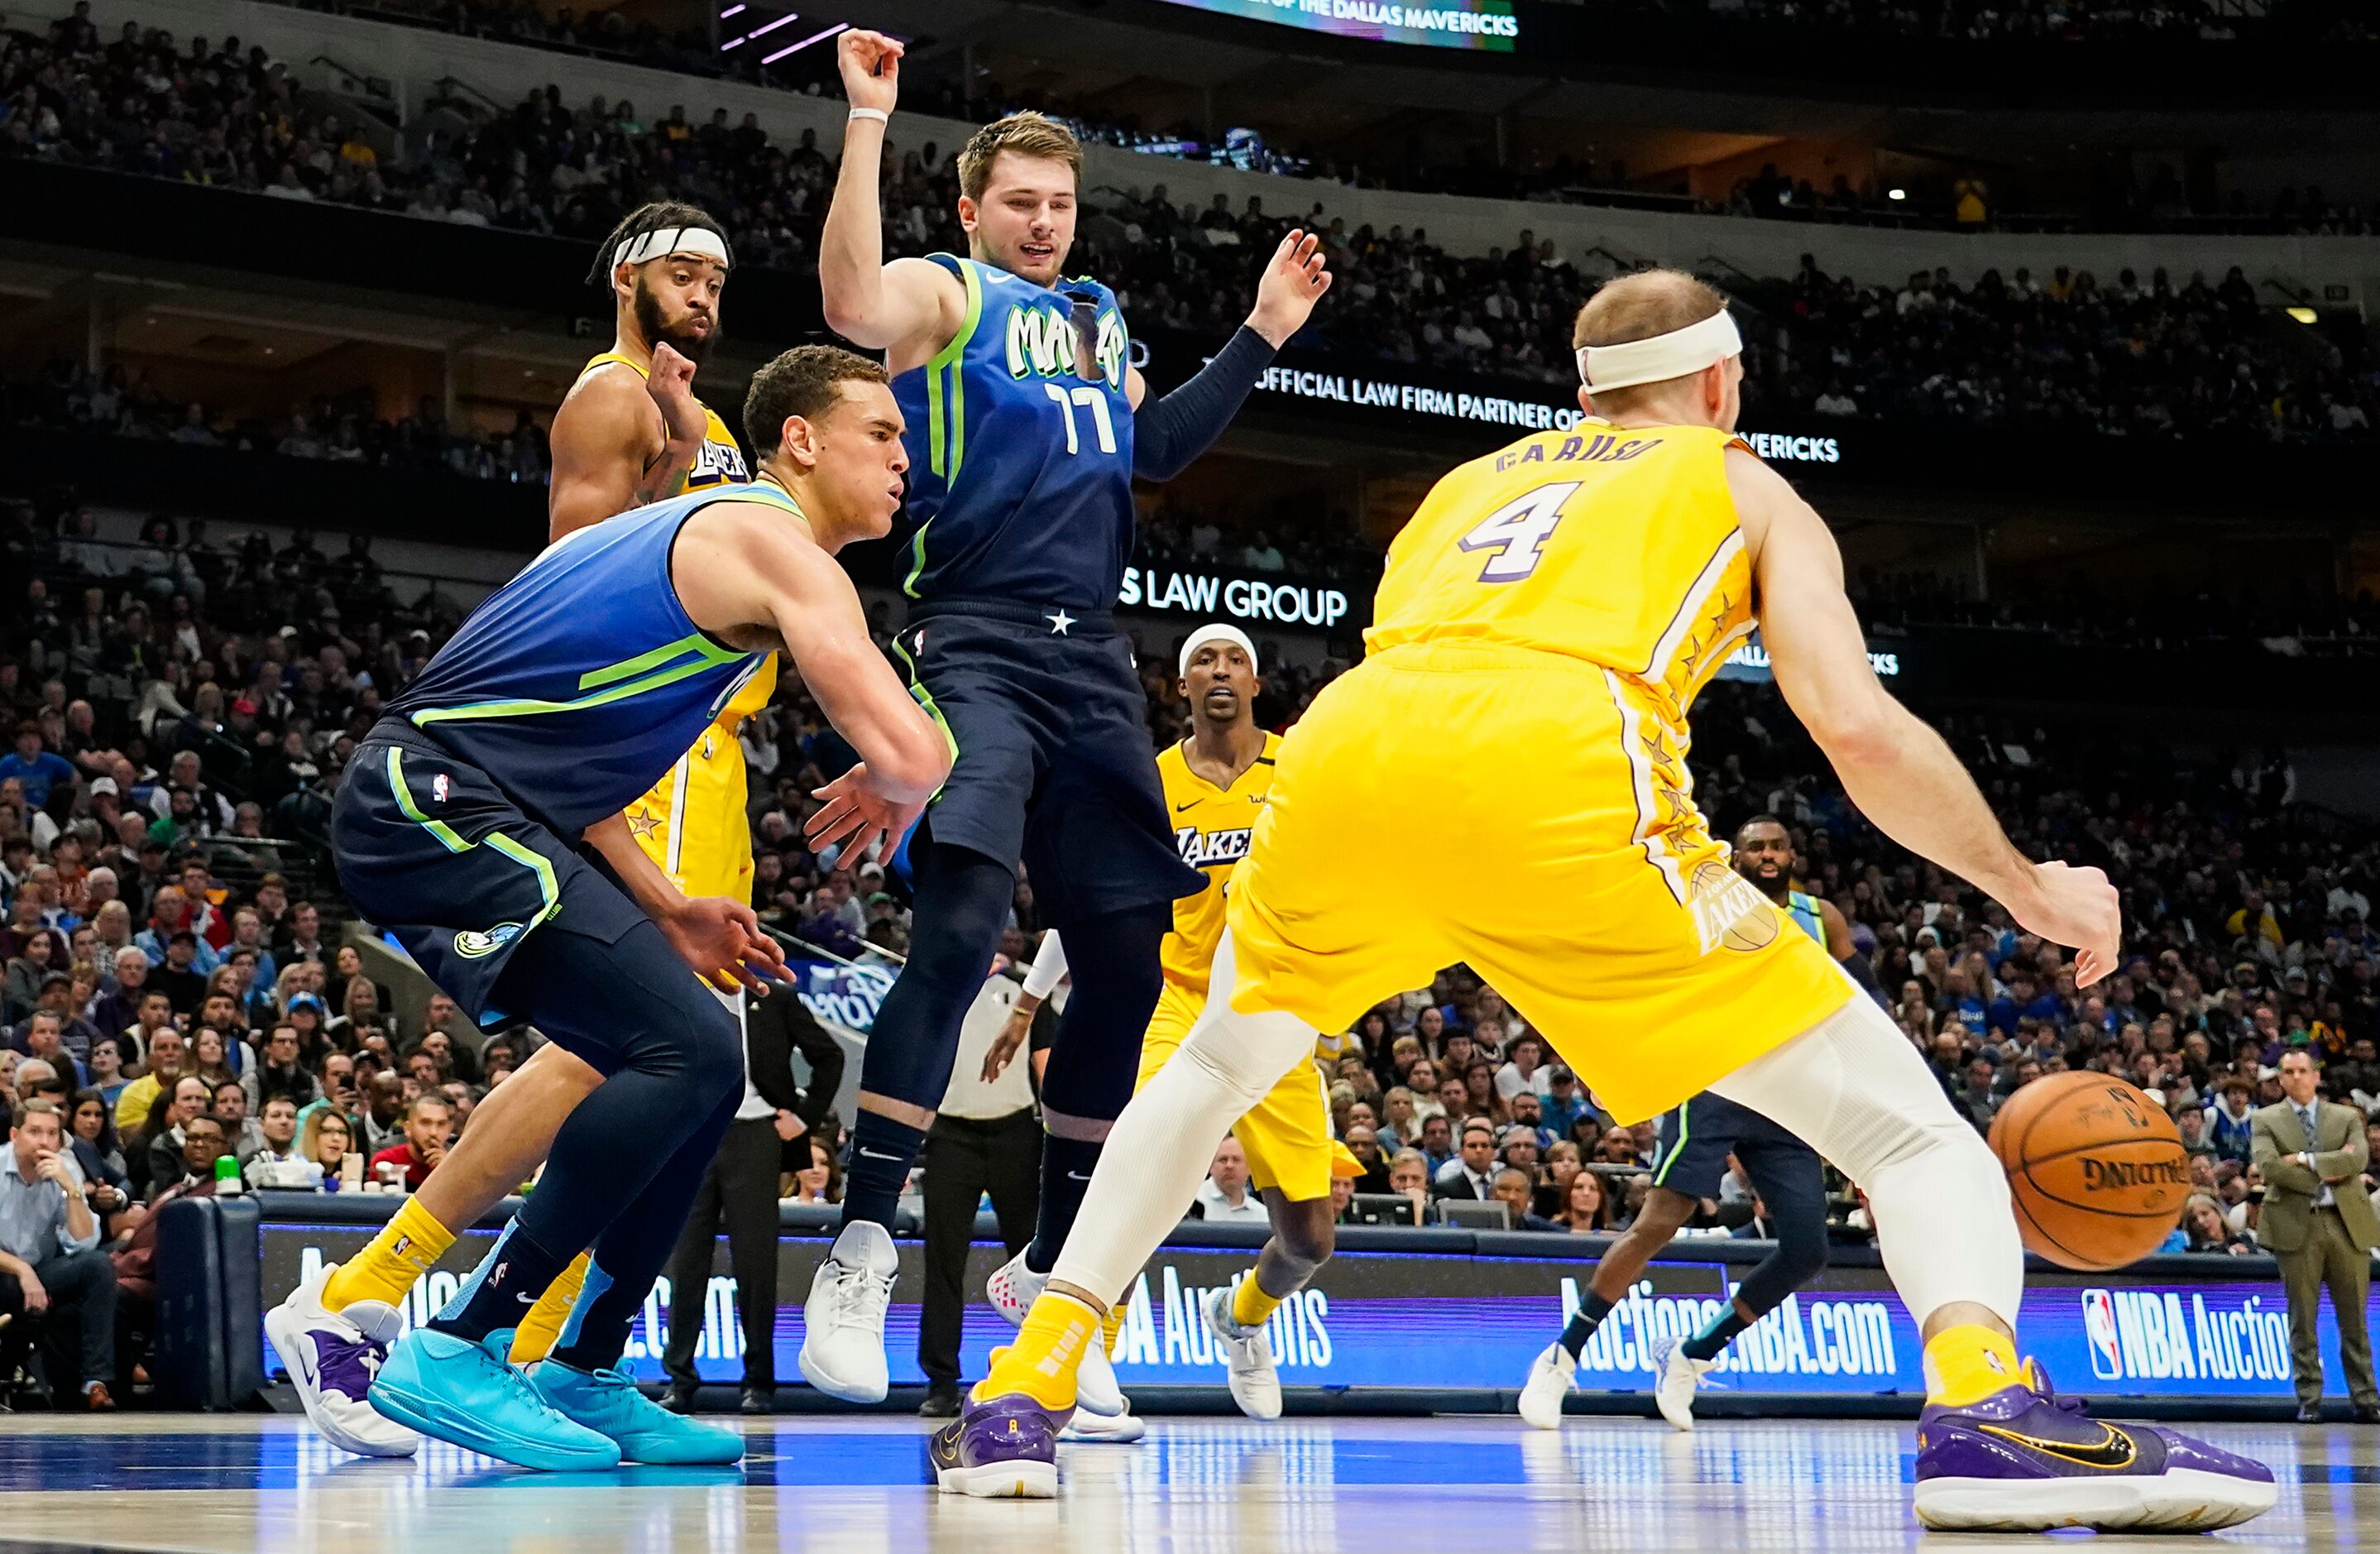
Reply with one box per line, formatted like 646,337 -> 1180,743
1368,422 -> 1752,722
577,352 -> 749,493
623,657 -> 775,899
1160,731 -> 1281,992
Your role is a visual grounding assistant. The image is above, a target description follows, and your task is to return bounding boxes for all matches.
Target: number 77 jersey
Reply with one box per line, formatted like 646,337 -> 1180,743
1368,421 -> 1756,720
888,253 -> 1137,612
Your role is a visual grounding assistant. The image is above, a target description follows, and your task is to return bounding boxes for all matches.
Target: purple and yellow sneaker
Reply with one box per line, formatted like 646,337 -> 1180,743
929,1391 -> 1068,1499
1914,1362 -> 2276,1532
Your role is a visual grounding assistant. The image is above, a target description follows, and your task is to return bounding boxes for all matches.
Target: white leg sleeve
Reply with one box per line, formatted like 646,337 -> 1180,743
1707,994 -> 2023,1331
1048,929 -> 1313,1307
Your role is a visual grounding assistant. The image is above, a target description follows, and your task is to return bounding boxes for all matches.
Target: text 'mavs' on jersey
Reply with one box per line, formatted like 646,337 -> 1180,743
385,482 -> 793,837
890,254 -> 1135,611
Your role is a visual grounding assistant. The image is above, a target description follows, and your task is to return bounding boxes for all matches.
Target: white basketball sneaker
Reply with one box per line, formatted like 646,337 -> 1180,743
986,1247 -> 1129,1420
1058,1407 -> 1147,1443
263,1262 -> 419,1457
1201,1284 -> 1283,1422
1518,1341 -> 1575,1432
1651,1336 -> 1715,1432
797,1221 -> 898,1403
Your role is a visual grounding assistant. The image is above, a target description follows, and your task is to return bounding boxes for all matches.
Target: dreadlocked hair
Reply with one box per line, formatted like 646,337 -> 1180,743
585,202 -> 733,286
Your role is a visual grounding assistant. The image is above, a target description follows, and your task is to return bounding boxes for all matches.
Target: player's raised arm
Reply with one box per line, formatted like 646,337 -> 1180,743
1736,448 -> 2119,984
1127,228 -> 1333,478
821,30 -> 961,357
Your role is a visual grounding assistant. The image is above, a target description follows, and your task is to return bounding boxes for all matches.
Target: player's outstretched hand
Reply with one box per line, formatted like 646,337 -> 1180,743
2009,860 -> 2120,989
665,895 -> 793,996
806,763 -> 926,871
1247,228 -> 1334,348
838,29 -> 903,115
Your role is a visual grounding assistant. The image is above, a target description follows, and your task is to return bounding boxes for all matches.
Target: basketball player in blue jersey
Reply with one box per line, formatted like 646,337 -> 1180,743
1519,814 -> 1870,1432
267,203 -> 765,1460
796,27 -> 1332,1413
338,346 -> 949,1470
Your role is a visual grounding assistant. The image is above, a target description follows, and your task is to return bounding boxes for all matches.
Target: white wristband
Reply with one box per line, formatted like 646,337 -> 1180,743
847,108 -> 889,125
1021,929 -> 1069,999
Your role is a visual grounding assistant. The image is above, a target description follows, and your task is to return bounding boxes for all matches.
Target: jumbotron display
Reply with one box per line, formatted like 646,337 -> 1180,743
1148,0 -> 1520,50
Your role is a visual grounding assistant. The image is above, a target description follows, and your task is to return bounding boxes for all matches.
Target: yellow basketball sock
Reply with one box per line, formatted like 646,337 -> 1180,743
973,1293 -> 1099,1410
507,1250 -> 590,1365
1231,1273 -> 1282,1330
1923,1324 -> 2025,1407
322,1197 -> 454,1312
1100,1303 -> 1126,1358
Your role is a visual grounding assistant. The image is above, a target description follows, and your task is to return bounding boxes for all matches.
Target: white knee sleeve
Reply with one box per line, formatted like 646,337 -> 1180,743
1709,995 -> 2023,1330
1049,931 -> 1313,1307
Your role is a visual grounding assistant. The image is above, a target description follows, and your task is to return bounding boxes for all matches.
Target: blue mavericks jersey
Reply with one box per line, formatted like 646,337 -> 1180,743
891,254 -> 1135,611
1786,888 -> 1826,947
385,482 -> 790,835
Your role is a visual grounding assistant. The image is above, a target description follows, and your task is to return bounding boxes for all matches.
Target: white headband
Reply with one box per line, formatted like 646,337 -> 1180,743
613,224 -> 730,274
1179,622 -> 1258,679
1577,309 -> 1741,393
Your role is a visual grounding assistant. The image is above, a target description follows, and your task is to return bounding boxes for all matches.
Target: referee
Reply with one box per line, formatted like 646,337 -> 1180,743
916,934 -> 1047,1417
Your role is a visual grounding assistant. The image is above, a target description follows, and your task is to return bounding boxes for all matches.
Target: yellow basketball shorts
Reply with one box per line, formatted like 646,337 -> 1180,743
1138,979 -> 1353,1201
1224,641 -> 1856,1125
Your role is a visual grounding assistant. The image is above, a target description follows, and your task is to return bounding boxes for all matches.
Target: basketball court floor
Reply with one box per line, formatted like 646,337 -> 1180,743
0,1411 -> 2364,1552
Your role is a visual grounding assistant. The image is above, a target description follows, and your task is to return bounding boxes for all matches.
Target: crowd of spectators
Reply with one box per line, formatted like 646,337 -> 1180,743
6,364 -> 551,485
1771,254 -> 2379,442
10,12 -> 2379,444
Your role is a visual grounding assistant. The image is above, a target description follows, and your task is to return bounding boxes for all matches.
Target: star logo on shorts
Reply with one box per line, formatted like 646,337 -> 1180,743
1046,610 -> 1076,636
625,808 -> 661,840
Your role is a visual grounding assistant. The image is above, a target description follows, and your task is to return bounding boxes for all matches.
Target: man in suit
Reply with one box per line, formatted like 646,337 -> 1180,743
1430,1118 -> 1498,1202
2252,1049 -> 2380,1422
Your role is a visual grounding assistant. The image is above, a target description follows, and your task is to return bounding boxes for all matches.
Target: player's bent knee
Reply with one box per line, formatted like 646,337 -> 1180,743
1179,1008 -> 1309,1110
1276,1199 -> 1336,1270
1637,1187 -> 1698,1232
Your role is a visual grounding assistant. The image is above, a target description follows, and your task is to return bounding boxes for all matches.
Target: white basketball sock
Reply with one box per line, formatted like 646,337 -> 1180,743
1049,930 -> 1315,1306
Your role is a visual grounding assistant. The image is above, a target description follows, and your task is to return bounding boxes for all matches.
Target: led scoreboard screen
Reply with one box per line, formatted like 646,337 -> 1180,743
1147,0 -> 1520,50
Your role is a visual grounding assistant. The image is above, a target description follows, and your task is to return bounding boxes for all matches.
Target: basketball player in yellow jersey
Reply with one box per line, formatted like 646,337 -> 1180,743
271,204 -> 782,1459
949,271 -> 2276,1532
549,200 -> 749,527
990,624 -> 1356,1428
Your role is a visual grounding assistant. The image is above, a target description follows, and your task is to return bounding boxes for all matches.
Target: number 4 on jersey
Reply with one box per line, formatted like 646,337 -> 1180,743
1458,481 -> 1579,582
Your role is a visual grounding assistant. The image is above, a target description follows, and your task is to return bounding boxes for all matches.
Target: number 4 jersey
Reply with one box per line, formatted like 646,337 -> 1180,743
889,254 -> 1135,611
1367,421 -> 1753,724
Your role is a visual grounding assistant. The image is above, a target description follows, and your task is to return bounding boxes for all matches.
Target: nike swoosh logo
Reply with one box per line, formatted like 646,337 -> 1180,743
1974,1421 -> 2138,1470
516,1292 -> 536,1304
1176,801 -> 1200,813
1066,1171 -> 1091,1182
859,1148 -> 903,1161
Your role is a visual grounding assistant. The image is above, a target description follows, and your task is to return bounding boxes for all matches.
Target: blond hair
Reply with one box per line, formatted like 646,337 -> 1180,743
955,112 -> 1082,202
1571,268 -> 1730,412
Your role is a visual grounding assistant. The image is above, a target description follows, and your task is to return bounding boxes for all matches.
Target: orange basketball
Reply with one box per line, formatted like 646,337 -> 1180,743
1987,1072 -> 2189,1272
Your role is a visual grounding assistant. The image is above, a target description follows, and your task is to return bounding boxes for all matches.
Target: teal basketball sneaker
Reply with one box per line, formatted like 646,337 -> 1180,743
369,1327 -> 620,1471
532,1361 -> 745,1465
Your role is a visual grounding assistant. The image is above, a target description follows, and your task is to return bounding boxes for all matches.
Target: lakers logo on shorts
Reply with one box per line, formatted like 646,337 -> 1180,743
1689,861 -> 1777,954
453,921 -> 526,959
